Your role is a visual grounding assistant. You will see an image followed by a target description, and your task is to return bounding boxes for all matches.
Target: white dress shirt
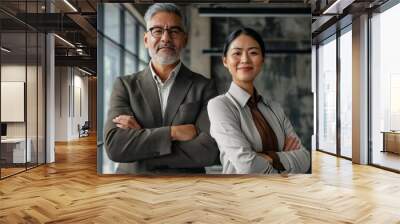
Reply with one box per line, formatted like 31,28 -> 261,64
208,81 -> 311,174
149,61 -> 181,120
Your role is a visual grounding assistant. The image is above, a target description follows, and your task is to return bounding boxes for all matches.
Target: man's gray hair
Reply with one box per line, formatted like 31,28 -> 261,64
144,3 -> 187,32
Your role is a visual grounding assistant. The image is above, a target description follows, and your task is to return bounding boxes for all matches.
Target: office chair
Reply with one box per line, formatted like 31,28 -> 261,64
79,121 -> 90,138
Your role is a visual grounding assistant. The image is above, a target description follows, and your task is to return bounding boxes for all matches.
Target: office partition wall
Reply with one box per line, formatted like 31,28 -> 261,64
0,1 -> 46,179
0,31 -> 28,177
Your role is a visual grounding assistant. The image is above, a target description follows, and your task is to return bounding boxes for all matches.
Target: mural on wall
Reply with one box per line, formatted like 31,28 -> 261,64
98,3 -> 312,174
211,17 -> 313,150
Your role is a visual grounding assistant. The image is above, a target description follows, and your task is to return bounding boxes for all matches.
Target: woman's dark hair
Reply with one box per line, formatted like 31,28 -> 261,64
222,27 -> 265,58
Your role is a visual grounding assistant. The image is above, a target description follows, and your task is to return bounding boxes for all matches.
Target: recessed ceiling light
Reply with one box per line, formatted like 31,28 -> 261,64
63,0 -> 78,12
54,34 -> 75,48
78,67 -> 93,76
322,0 -> 354,15
1,47 -> 11,53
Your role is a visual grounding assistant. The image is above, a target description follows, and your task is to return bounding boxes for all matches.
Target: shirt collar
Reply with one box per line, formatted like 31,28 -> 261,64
149,60 -> 181,85
227,81 -> 270,108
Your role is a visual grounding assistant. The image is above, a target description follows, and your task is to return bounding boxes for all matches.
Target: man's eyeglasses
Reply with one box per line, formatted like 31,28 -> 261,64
148,27 -> 184,39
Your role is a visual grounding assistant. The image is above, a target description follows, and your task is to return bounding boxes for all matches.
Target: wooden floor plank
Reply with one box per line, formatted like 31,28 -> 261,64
1,134 -> 400,223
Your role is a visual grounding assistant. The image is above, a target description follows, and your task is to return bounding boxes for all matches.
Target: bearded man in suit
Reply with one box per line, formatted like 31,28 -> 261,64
104,3 -> 219,173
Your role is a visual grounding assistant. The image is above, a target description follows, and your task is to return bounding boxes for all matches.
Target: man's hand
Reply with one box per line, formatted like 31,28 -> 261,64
171,124 -> 197,141
113,115 -> 141,129
284,135 -> 301,151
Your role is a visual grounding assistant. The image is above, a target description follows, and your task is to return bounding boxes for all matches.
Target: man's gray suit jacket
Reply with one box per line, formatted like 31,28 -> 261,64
104,64 -> 219,173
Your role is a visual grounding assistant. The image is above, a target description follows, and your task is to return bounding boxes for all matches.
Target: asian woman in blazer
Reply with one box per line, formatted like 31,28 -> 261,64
207,27 -> 310,174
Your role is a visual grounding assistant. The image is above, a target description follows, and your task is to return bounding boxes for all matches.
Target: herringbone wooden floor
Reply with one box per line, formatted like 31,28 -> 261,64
1,135 -> 400,224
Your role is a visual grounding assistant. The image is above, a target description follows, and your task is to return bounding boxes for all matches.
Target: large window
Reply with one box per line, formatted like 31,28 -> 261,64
124,14 -> 138,75
370,3 -> 400,171
316,25 -> 353,159
339,28 -> 352,158
98,4 -> 148,174
104,4 -> 121,44
317,36 -> 337,154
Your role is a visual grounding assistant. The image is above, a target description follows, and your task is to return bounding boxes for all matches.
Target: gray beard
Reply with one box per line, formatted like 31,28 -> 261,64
149,49 -> 180,65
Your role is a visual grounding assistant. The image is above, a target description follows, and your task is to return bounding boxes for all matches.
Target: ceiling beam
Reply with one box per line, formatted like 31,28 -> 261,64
67,13 -> 97,46
198,7 -> 310,17
55,55 -> 96,71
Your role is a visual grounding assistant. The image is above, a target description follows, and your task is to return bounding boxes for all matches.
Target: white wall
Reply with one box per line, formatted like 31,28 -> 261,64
55,66 -> 68,141
54,67 -> 89,141
72,72 -> 89,138
1,65 -> 27,141
1,65 -> 40,137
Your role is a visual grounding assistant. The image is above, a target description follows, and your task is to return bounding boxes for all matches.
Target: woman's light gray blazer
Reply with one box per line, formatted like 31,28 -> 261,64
208,82 -> 311,174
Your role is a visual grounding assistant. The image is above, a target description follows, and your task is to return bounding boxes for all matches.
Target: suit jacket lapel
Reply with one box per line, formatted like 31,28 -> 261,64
137,67 -> 163,126
163,65 -> 193,126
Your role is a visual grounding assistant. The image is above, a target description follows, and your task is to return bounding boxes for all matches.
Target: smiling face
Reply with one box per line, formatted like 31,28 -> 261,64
223,34 -> 264,85
144,11 -> 187,65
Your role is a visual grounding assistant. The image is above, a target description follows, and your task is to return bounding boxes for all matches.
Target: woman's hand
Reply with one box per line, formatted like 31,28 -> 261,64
284,136 -> 301,151
257,153 -> 273,163
257,153 -> 289,177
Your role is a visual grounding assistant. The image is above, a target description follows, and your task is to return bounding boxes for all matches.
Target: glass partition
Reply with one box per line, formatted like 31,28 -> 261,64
0,1 -> 46,179
1,31 -> 28,177
27,31 -> 38,169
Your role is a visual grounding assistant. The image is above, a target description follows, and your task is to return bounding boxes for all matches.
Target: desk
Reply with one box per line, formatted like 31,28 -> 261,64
1,138 -> 31,163
382,131 -> 400,154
